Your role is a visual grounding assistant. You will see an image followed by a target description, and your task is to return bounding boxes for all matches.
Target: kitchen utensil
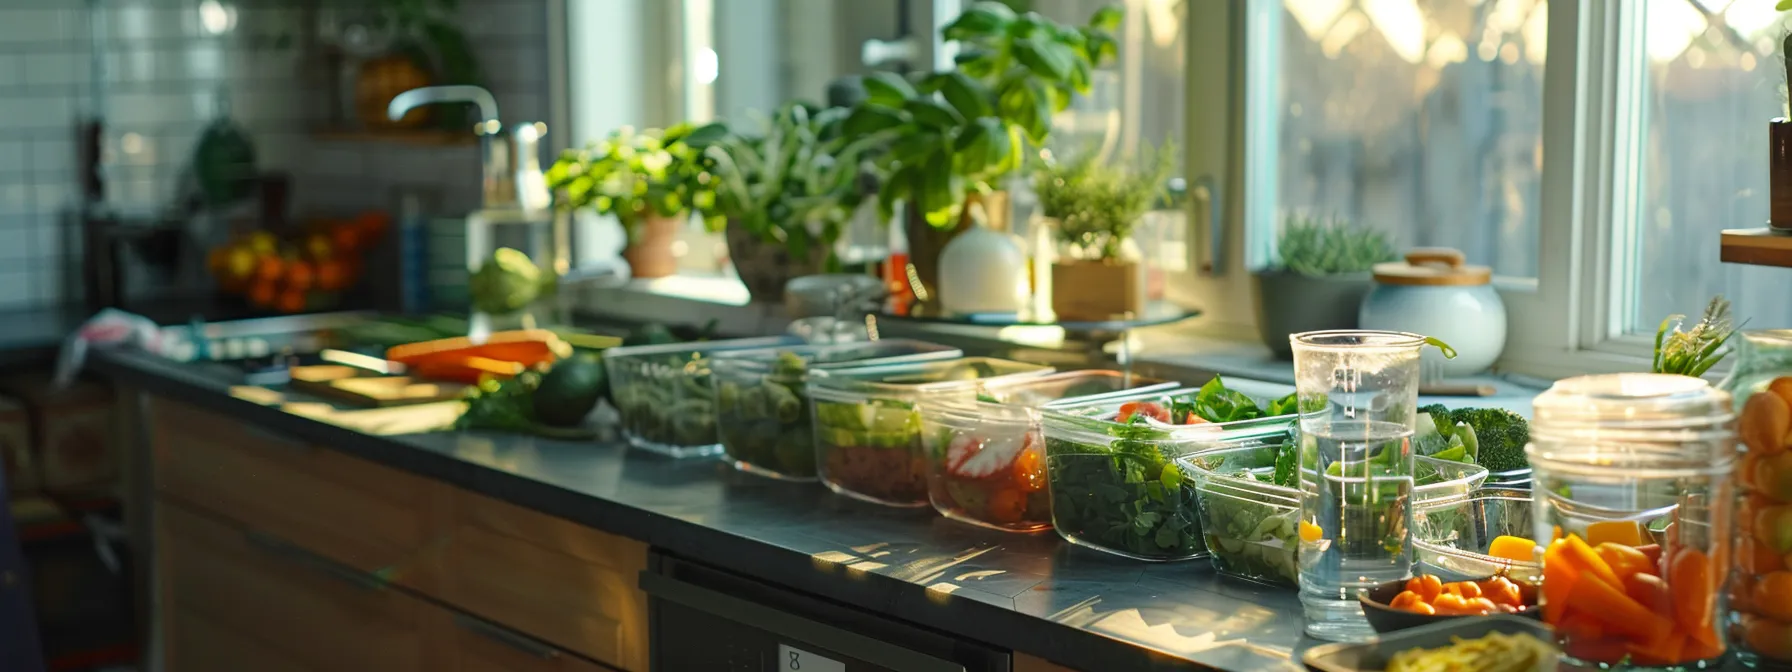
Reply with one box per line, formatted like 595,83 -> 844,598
1359,248 -> 1506,377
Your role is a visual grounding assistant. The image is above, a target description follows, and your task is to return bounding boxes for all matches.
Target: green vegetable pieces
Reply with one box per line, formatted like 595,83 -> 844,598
1165,376 -> 1297,424
716,351 -> 818,478
1420,404 -> 1530,474
1044,418 -> 1204,560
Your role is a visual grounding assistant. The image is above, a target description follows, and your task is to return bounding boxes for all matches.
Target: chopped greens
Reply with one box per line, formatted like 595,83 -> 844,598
1044,416 -> 1204,559
1164,376 -> 1298,424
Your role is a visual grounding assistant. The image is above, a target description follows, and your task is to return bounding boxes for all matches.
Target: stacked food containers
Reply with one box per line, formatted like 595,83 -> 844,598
1528,374 -> 1735,669
604,336 -> 801,457
919,371 -> 1176,532
709,340 -> 962,480
806,358 -> 1053,507
1412,488 -> 1539,583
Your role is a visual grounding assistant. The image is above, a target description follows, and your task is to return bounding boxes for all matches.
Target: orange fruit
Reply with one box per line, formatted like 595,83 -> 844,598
315,259 -> 349,292
304,232 -> 333,261
331,225 -> 361,253
275,289 -> 306,314
248,281 -> 277,307
285,260 -> 315,292
254,256 -> 284,283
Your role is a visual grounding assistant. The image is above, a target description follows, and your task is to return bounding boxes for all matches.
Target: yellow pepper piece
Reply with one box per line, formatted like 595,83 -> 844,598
1586,520 -> 1645,547
1300,521 -> 1324,543
1488,535 -> 1538,563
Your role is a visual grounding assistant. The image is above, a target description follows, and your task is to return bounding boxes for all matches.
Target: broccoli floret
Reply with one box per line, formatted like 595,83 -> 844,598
1449,407 -> 1530,473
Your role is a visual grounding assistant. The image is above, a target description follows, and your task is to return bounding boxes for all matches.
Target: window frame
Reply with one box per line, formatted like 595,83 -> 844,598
1173,0 -> 1671,380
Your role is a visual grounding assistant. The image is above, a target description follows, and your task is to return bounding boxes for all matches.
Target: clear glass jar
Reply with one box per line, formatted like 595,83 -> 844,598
1528,373 -> 1736,669
1719,330 -> 1792,668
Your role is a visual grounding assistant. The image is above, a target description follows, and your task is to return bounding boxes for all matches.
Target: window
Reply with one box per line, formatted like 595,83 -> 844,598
1247,0 -> 1548,279
1626,0 -> 1791,335
1174,0 -> 1792,378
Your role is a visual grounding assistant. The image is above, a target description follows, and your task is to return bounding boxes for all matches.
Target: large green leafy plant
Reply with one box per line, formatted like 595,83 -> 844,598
1271,215 -> 1399,277
845,2 -> 1123,228
705,103 -> 896,269
545,123 -> 729,241
1034,141 -> 1175,260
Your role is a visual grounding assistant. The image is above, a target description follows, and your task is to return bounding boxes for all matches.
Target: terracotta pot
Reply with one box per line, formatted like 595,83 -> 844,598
725,220 -> 826,302
902,190 -> 1010,305
623,213 -> 683,279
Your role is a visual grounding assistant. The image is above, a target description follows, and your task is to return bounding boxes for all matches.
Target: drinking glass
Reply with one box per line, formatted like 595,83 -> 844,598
1290,330 -> 1426,642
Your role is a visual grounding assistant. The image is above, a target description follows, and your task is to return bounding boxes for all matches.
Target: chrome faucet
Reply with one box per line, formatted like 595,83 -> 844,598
388,85 -> 550,215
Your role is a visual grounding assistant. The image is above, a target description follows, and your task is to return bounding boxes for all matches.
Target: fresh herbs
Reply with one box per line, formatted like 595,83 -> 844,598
1034,141 -> 1176,261
545,123 -> 730,239
1272,214 -> 1399,277
1652,295 -> 1739,378
1164,376 -> 1298,424
1043,416 -> 1203,559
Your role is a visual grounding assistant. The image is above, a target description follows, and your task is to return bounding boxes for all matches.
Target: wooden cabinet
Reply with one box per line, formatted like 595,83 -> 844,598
149,399 -> 644,672
158,502 -> 431,672
150,398 -> 436,576
422,490 -> 650,671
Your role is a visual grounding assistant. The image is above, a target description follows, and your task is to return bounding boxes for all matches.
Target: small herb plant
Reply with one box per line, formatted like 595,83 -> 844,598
705,103 -> 894,270
545,123 -> 730,241
844,2 -> 1123,228
1034,142 -> 1175,261
1272,215 -> 1399,277
1653,295 -> 1739,377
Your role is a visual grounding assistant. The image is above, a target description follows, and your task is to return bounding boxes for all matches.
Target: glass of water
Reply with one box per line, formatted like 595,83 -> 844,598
1290,330 -> 1426,642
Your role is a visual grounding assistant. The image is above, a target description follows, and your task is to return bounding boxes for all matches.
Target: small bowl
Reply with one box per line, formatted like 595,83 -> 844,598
1356,576 -> 1540,634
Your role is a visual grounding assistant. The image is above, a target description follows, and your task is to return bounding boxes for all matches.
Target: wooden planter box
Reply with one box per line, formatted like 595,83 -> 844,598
1050,260 -> 1142,321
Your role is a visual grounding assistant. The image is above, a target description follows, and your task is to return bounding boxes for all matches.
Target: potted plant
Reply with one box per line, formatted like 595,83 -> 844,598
1036,142 -> 1174,321
545,123 -> 727,278
842,2 -> 1122,301
1254,215 -> 1399,359
706,103 -> 896,301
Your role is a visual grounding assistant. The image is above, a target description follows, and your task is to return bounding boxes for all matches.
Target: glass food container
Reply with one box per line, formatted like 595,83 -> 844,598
1529,373 -> 1736,670
1720,330 -> 1792,668
807,357 -> 1052,507
1182,432 -> 1490,588
1412,488 -> 1540,584
920,370 -> 1176,532
603,335 -> 801,457
711,340 -> 961,481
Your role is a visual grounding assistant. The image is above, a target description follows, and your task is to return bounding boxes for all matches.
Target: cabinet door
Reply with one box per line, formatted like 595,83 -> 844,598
421,490 -> 649,671
150,398 -> 437,578
159,500 -> 430,672
429,610 -> 618,672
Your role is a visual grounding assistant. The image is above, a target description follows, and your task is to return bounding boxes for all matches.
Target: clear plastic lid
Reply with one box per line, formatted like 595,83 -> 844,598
711,339 -> 961,375
1528,373 -> 1735,472
983,369 -> 1177,408
807,357 -> 1052,396
603,335 -> 804,362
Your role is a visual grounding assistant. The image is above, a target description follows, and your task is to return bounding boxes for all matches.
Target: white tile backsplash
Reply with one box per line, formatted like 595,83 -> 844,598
0,96 -> 71,129
23,52 -> 87,88
0,268 -> 32,308
0,9 -> 76,45
0,226 -> 30,261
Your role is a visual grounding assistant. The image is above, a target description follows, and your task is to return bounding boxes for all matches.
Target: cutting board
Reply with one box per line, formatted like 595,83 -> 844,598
289,365 -> 467,407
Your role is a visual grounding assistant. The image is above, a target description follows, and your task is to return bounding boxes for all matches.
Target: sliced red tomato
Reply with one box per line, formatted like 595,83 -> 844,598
1117,401 -> 1169,423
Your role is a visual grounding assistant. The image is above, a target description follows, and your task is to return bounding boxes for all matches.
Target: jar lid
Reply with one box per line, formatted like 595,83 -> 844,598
1372,248 -> 1492,286
1532,373 -> 1733,429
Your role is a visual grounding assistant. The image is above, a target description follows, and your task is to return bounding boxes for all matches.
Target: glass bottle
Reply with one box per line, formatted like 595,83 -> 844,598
1529,374 -> 1736,670
1720,330 -> 1792,669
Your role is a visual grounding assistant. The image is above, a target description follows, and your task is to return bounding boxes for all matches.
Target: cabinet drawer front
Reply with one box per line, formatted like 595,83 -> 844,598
150,398 -> 434,575
433,611 -> 618,672
433,491 -> 648,672
166,606 -> 313,672
160,501 -> 429,672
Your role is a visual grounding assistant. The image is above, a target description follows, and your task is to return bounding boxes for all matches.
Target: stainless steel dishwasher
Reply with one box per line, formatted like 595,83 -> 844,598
641,552 -> 1010,672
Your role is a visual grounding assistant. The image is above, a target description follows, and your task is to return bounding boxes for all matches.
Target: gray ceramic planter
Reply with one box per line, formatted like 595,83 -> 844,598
1253,270 -> 1375,359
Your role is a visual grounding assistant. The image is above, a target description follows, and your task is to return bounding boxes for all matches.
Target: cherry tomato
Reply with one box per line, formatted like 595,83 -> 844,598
1405,575 -> 1443,603
1117,401 -> 1169,423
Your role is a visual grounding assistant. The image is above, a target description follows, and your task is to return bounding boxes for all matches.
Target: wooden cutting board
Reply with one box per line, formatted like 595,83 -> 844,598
288,365 -> 467,407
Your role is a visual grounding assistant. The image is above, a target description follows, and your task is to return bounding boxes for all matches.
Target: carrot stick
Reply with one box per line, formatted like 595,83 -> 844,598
1564,568 -> 1674,644
1564,534 -> 1624,590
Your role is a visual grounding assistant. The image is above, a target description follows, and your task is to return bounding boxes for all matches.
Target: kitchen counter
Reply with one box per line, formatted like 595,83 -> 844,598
91,347 -> 1311,672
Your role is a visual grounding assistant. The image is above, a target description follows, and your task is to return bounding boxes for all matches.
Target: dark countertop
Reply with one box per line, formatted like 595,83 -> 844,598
91,347 -> 1311,672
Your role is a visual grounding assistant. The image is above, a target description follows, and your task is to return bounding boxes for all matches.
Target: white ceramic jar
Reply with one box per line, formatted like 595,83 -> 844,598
938,206 -> 1028,315
1358,248 -> 1506,377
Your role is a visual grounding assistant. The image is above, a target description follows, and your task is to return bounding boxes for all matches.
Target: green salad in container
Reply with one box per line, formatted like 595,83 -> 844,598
1039,377 -> 1299,561
603,335 -> 800,457
1181,428 -> 1491,586
710,340 -> 959,481
807,357 -> 1052,507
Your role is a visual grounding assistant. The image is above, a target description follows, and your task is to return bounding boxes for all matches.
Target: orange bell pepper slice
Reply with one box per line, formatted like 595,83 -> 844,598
1542,541 -> 1581,624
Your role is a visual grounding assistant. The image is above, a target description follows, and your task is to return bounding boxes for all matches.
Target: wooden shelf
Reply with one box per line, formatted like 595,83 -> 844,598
310,128 -> 476,147
1721,228 -> 1792,268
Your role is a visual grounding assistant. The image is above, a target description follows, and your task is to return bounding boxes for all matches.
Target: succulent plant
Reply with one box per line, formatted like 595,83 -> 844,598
1272,215 -> 1399,277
